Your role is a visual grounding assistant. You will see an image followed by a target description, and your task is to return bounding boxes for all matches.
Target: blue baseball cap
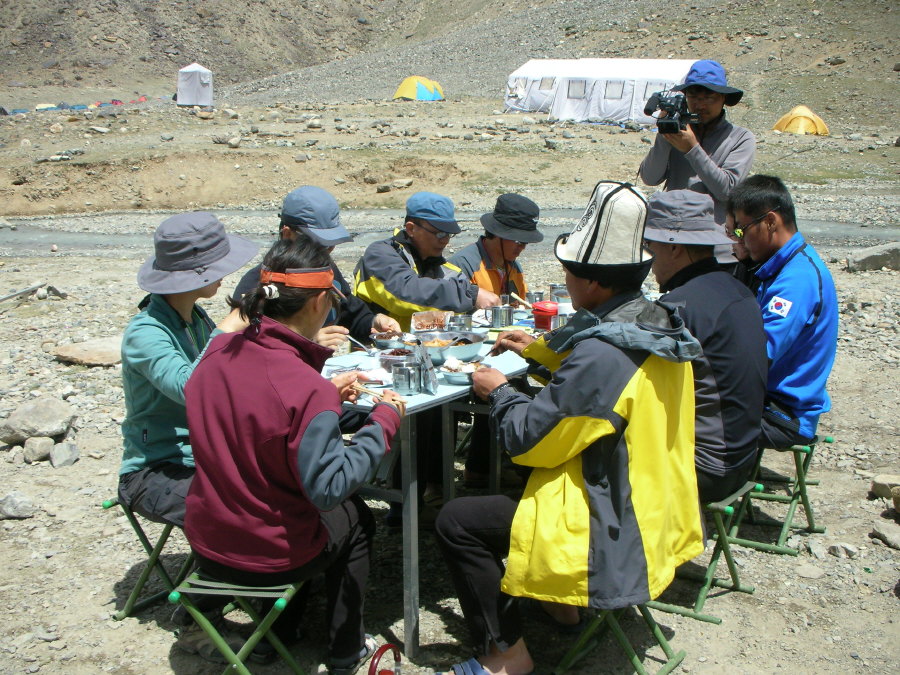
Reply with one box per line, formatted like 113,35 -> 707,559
279,186 -> 352,245
405,191 -> 460,234
673,60 -> 743,106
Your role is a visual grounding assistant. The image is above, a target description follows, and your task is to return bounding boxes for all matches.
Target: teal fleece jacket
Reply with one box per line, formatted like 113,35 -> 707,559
119,294 -> 220,475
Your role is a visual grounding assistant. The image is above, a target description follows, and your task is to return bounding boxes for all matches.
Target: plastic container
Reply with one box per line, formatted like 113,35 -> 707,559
532,300 -> 558,330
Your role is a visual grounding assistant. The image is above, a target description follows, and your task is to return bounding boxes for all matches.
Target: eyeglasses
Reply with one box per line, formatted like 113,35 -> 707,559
730,209 -> 777,239
683,88 -> 722,103
416,221 -> 454,240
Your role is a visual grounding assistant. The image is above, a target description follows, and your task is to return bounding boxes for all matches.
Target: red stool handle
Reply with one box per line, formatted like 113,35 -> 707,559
368,643 -> 402,675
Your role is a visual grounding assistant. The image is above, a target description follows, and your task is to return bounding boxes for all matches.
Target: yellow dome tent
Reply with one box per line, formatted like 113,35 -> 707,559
773,105 -> 829,136
392,76 -> 444,101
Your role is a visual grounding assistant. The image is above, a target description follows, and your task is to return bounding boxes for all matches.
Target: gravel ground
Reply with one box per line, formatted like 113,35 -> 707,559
0,221 -> 898,674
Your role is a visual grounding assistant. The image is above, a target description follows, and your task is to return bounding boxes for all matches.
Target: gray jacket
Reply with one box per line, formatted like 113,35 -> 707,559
638,114 -> 756,224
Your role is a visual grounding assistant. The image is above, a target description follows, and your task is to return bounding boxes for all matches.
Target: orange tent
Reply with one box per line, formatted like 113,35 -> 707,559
773,105 -> 829,136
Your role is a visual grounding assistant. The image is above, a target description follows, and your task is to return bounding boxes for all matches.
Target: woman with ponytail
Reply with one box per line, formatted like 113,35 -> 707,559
183,237 -> 406,673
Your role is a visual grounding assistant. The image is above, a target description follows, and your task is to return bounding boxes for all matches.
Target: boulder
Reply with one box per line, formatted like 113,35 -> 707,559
0,398 -> 76,445
846,242 -> 900,272
870,474 -> 900,499
23,436 -> 54,463
50,441 -> 79,468
0,491 -> 35,519
871,520 -> 900,550
53,336 -> 121,366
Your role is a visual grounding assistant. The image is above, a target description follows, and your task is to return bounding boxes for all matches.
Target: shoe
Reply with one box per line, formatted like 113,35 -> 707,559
248,626 -> 303,665
175,621 -> 244,664
317,634 -> 377,675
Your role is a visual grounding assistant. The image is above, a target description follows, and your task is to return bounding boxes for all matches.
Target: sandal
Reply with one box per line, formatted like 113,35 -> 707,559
433,656 -> 534,675
319,634 -> 377,675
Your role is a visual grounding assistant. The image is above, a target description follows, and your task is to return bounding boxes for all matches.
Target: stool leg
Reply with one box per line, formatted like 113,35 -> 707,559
115,523 -> 174,620
637,605 -> 686,674
552,611 -> 609,674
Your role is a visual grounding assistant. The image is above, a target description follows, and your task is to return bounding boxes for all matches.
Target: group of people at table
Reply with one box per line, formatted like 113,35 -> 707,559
115,60 -> 838,675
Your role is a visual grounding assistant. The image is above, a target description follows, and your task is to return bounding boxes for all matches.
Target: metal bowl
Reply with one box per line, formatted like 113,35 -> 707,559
416,331 -> 485,366
442,370 -> 473,386
372,332 -> 406,349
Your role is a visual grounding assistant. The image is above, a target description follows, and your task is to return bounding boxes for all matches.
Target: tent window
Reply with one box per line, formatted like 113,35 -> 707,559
643,82 -> 668,101
604,81 -> 625,100
568,80 -> 587,99
539,77 -> 556,91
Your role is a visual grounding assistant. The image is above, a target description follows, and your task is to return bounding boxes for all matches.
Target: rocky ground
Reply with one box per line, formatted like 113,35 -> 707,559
0,227 -> 898,674
1,0 -> 898,673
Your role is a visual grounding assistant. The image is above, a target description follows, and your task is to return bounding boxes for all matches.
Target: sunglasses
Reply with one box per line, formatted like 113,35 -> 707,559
416,221 -> 455,240
730,208 -> 778,239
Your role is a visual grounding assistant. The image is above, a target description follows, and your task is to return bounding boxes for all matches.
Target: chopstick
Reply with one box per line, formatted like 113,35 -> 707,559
510,292 -> 532,309
351,382 -> 384,400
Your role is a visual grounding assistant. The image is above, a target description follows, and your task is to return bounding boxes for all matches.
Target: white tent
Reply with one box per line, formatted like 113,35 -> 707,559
547,58 -> 698,124
505,59 -> 580,113
176,63 -> 213,107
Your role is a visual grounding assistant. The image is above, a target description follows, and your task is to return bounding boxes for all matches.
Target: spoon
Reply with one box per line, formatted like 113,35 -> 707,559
346,334 -> 379,356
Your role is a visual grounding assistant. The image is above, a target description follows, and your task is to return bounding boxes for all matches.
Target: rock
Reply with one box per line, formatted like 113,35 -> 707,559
892,486 -> 900,512
160,133 -> 174,141
222,109 -> 239,119
196,111 -> 215,120
824,56 -> 846,65
870,474 -> 900,498
0,491 -> 35,519
806,540 -> 828,559
795,563 -> 826,579
562,130 -> 575,139
50,441 -> 79,468
847,243 -> 900,272
0,398 -> 77,445
827,542 -> 859,559
545,138 -> 558,150
88,126 -> 110,134
53,337 -> 121,366
870,520 -> 900,550
376,184 -> 392,193
521,116 -> 536,125
227,137 -> 241,148
294,153 -> 310,162
23,437 -> 54,463
391,178 -> 413,189
306,120 -> 323,129
49,123 -> 63,134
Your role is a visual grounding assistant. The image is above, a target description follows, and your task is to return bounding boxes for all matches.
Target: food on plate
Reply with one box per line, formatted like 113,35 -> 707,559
441,356 -> 485,374
372,330 -> 402,340
423,338 -> 452,348
383,348 -> 413,357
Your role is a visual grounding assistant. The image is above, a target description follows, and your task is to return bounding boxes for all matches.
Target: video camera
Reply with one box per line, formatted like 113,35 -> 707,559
643,90 -> 700,134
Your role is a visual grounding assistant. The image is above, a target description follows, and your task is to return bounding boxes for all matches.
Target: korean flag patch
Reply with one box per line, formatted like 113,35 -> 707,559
768,296 -> 793,318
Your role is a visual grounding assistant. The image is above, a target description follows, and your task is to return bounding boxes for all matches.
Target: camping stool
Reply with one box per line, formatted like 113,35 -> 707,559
101,497 -> 194,620
168,572 -> 305,675
647,481 -> 764,624
728,436 -> 834,555
552,604 -> 685,675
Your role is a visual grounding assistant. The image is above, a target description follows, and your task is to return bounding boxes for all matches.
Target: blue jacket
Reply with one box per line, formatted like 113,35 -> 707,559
119,294 -> 219,475
755,232 -> 838,437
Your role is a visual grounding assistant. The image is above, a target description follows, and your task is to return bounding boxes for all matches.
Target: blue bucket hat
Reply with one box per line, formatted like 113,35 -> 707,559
279,186 -> 352,246
673,60 -> 743,106
405,191 -> 460,234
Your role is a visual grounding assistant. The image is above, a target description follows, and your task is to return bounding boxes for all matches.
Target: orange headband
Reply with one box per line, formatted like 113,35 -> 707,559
259,266 -> 334,289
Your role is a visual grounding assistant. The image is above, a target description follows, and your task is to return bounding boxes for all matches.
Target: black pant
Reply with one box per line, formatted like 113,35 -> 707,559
759,416 -> 814,451
434,495 -> 522,655
194,496 -> 374,664
696,461 -> 756,503
118,463 -> 194,527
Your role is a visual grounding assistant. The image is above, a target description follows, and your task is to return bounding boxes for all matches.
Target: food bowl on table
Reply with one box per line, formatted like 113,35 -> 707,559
372,331 -> 406,349
441,356 -> 486,385
377,347 -> 418,371
416,331 -> 485,366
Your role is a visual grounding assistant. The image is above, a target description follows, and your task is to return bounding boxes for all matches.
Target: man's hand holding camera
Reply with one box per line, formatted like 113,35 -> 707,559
660,122 -> 699,153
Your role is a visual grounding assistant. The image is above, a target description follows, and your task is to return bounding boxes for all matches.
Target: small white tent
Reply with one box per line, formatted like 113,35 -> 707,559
547,58 -> 697,124
177,63 -> 213,107
505,59 -> 580,113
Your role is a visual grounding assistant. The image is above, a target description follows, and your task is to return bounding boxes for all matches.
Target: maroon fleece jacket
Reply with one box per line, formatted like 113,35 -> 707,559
184,316 -> 400,573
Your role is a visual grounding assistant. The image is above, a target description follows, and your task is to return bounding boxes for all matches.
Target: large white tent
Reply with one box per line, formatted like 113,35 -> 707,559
506,58 -> 698,124
176,63 -> 213,107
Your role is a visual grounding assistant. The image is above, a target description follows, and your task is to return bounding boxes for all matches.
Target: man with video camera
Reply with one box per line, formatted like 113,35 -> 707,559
639,60 -> 756,228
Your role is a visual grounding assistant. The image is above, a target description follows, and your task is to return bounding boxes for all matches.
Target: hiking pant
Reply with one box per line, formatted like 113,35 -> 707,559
434,495 -> 523,655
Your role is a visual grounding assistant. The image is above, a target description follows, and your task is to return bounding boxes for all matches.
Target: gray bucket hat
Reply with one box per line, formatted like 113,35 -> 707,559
279,186 -> 352,246
137,212 -> 259,294
480,193 -> 543,243
643,191 -> 734,246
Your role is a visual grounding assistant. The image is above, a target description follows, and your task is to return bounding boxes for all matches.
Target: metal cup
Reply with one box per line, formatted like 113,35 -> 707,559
549,283 -> 567,296
447,314 -> 472,331
487,305 -> 515,328
526,291 -> 544,304
499,294 -> 511,306
391,363 -> 422,396
551,313 -> 570,330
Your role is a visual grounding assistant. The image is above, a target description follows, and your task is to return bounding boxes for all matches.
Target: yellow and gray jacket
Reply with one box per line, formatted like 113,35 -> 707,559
448,238 -> 528,297
353,232 -> 478,329
492,292 -> 705,609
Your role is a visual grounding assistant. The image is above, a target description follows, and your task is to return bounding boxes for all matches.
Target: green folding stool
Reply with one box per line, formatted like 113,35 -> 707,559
647,480 -> 763,624
728,436 -> 833,555
168,572 -> 305,674
102,497 -> 195,620
553,604 -> 685,675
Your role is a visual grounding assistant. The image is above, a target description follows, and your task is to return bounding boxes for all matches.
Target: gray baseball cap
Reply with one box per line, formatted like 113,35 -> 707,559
137,212 -> 259,294
643,191 -> 734,246
279,186 -> 352,246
